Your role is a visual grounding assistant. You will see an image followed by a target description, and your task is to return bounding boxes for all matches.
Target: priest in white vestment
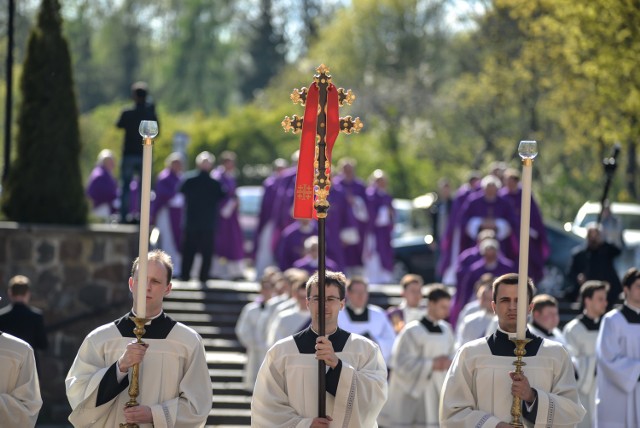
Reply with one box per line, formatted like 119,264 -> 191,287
0,331 -> 42,427
380,284 -> 454,427
563,280 -> 608,428
251,271 -> 388,427
66,250 -> 212,427
440,273 -> 585,428
595,268 -> 640,428
337,276 -> 396,362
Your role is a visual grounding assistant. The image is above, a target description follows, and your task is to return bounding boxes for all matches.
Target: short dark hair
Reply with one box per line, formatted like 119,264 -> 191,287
8,275 -> 30,296
346,276 -> 368,293
622,267 -> 640,290
579,280 -> 609,306
306,271 -> 347,300
492,273 -> 536,304
425,284 -> 451,302
531,294 -> 558,313
131,249 -> 173,284
400,274 -> 423,290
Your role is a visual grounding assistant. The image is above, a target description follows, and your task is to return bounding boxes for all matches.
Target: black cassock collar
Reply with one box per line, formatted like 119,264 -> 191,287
293,326 -> 351,353
486,329 -> 543,357
578,314 -> 601,330
115,311 -> 177,339
621,305 -> 640,324
420,316 -> 443,333
345,306 -> 369,322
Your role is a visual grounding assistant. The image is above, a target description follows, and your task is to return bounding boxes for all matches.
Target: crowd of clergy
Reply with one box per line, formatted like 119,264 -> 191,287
86,150 -> 398,284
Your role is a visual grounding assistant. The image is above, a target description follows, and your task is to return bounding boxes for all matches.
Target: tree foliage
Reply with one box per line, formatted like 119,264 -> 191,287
2,0 -> 87,224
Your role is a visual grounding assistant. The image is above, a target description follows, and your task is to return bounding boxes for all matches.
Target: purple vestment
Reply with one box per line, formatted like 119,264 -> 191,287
292,255 -> 339,276
365,185 -> 395,272
86,165 -> 118,213
151,168 -> 183,252
324,186 -> 359,272
253,173 -> 280,258
212,169 -> 245,261
498,186 -> 550,282
275,220 -> 318,271
333,175 -> 369,269
437,183 -> 482,278
458,192 -> 519,262
450,257 -> 515,327
270,167 -> 298,247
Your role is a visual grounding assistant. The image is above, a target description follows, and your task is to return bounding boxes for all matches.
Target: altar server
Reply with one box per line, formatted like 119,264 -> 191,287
595,267 -> 640,428
65,250 -> 212,427
251,271 -> 388,427
440,273 -> 585,427
381,284 -> 454,427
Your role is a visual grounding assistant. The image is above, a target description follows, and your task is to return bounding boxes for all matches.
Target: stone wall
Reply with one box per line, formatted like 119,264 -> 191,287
0,222 -> 140,424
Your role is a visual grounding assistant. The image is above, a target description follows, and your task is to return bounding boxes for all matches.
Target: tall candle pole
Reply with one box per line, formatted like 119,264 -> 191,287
509,140 -> 537,428
134,120 -> 158,318
515,140 -> 537,340
119,120 -> 157,428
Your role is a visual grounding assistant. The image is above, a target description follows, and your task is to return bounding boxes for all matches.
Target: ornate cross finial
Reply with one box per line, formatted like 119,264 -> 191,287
283,65 -> 363,219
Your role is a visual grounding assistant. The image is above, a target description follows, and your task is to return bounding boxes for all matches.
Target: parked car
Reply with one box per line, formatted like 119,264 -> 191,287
236,185 -> 264,255
391,196 -> 584,298
570,200 -> 640,279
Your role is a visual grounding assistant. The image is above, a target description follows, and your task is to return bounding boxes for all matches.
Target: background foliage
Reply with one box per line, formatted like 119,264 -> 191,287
1,0 -> 638,224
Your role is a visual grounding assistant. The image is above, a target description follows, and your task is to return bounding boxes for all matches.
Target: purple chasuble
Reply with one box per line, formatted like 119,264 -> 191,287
212,169 -> 245,260
86,165 -> 118,212
365,186 -> 395,272
151,168 -> 183,251
275,221 -> 318,271
498,186 -> 550,282
333,175 -> 369,268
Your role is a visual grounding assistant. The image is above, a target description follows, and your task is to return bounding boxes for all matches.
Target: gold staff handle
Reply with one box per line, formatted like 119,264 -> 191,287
119,316 -> 150,428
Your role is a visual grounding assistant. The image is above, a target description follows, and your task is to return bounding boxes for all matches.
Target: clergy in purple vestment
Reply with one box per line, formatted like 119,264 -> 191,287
449,238 -> 514,327
275,219 -> 318,271
269,151 -> 300,251
324,183 -> 359,273
455,229 -> 498,287
437,171 -> 482,284
458,175 -> 519,264
292,236 -> 339,276
363,170 -> 395,284
498,168 -> 550,283
211,151 -> 246,280
332,158 -> 369,277
253,158 -> 288,278
151,153 -> 184,278
126,174 -> 141,224
86,149 -> 119,222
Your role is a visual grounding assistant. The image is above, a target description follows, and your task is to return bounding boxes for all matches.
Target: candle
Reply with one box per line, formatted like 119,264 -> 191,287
135,120 -> 158,319
516,140 -> 538,340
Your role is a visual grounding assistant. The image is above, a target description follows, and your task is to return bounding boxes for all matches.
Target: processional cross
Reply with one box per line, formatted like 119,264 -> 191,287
282,64 -> 362,418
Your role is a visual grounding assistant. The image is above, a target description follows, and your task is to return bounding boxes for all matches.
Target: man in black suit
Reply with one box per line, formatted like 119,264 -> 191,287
179,151 -> 226,282
0,275 -> 48,369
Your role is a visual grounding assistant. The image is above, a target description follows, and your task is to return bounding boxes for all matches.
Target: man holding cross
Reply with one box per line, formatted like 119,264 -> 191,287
251,271 -> 388,427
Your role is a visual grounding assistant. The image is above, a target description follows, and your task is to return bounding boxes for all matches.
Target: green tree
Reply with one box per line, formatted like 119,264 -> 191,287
240,0 -> 286,100
2,0 -> 87,224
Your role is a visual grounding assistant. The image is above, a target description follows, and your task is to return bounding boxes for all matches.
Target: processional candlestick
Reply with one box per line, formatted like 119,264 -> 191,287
510,140 -> 537,427
282,64 -> 362,418
119,120 -> 157,428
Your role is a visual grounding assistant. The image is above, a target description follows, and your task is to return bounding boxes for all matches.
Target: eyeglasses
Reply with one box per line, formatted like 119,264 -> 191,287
308,296 -> 342,303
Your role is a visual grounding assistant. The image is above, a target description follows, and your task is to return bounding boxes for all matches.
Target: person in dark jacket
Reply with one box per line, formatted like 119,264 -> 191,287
179,151 -> 226,282
567,222 -> 622,307
0,275 -> 48,370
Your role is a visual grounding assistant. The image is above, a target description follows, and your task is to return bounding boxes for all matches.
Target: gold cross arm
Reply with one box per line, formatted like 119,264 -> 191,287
282,115 -> 304,134
339,116 -> 364,134
338,88 -> 356,106
290,87 -> 308,106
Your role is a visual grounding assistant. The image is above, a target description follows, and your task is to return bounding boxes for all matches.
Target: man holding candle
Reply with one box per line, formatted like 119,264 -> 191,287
439,273 -> 585,427
65,250 -> 212,427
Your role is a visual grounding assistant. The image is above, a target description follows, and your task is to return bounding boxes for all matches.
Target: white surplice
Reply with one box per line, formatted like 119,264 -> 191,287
66,315 -> 212,427
380,317 -> 455,428
251,328 -> 387,427
440,330 -> 585,427
0,333 -> 42,427
337,304 -> 396,363
235,300 -> 270,391
562,315 -> 600,428
595,305 -> 640,428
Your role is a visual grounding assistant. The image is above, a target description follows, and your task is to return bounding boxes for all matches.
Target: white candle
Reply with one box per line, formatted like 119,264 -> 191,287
516,140 -> 538,340
135,120 -> 158,319
135,141 -> 153,318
